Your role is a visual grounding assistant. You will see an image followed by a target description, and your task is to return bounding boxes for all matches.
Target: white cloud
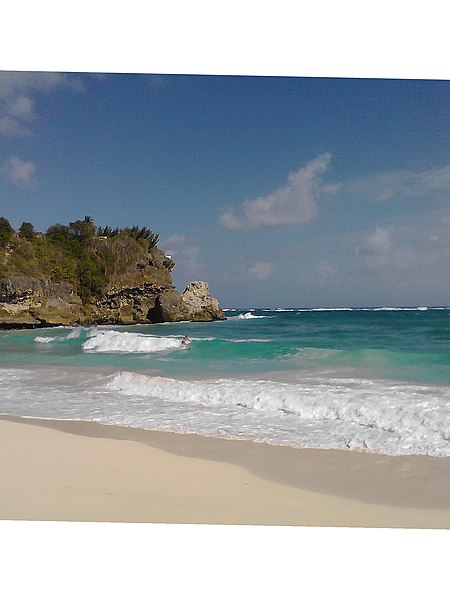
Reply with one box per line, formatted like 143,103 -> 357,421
356,224 -> 436,276
248,260 -> 273,280
220,153 -> 339,230
0,155 -> 37,188
363,226 -> 393,255
0,71 -> 84,136
356,226 -> 397,272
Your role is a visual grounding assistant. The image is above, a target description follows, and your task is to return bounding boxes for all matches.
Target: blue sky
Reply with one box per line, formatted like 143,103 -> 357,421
0,71 -> 449,307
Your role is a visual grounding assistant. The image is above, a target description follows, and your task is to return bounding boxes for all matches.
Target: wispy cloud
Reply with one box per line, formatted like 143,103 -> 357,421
0,71 -> 85,136
160,234 -> 205,279
248,260 -> 273,280
350,163 -> 450,203
220,153 -> 340,230
0,155 -> 37,188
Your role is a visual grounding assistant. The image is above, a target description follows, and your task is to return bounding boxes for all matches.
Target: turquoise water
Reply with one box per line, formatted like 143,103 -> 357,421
1,307 -> 450,456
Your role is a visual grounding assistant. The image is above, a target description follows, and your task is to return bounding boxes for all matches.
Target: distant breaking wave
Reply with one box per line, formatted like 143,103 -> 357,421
229,312 -> 272,320
225,306 -> 446,313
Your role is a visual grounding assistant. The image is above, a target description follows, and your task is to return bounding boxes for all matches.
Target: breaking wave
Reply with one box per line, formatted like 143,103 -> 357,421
232,312 -> 271,320
35,328 -> 84,344
82,330 -> 183,354
105,371 -> 450,456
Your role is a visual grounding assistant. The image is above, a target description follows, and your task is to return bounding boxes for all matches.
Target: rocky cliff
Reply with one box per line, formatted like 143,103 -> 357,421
0,247 -> 226,329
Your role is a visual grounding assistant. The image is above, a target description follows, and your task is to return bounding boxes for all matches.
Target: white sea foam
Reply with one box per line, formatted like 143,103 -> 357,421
229,338 -> 271,343
296,307 -> 354,312
187,335 -> 270,343
260,306 -> 444,312
82,330 -> 182,353
35,328 -> 83,344
34,336 -> 56,344
372,306 -> 428,312
228,306 -> 447,313
293,347 -> 342,360
105,371 -> 450,456
1,365 -> 449,456
232,312 -> 271,320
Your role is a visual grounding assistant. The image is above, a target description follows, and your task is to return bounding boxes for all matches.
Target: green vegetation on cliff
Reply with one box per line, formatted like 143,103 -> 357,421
0,216 -> 165,303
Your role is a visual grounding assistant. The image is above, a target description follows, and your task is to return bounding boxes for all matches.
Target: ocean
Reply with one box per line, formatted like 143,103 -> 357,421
1,307 -> 450,457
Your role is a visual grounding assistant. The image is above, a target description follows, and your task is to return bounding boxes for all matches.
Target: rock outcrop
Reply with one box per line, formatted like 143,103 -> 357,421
0,276 -> 84,327
0,275 -> 225,329
182,281 -> 225,321
0,219 -> 226,328
155,282 -> 225,323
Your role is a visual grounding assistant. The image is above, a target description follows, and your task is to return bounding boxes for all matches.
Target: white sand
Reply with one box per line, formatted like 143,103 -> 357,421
1,416 -> 449,527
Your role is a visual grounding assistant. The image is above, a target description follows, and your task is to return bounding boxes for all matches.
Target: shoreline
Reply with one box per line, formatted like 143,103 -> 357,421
1,414 -> 449,527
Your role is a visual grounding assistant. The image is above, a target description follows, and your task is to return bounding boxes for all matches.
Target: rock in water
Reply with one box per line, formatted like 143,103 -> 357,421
154,281 -> 226,323
153,289 -> 190,323
181,281 -> 226,321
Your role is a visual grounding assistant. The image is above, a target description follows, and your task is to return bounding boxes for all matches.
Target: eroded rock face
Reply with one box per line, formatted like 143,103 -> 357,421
0,276 -> 226,328
86,282 -> 171,325
0,234 -> 225,328
0,276 -> 84,327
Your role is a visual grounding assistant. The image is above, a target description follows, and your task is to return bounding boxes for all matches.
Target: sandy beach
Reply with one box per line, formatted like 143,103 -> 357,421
0,415 -> 449,528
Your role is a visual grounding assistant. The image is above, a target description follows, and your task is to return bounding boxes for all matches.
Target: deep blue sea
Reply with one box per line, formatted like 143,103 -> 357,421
1,306 -> 450,456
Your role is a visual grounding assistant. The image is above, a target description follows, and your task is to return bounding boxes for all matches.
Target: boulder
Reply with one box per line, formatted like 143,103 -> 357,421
153,281 -> 225,322
153,289 -> 190,322
181,281 -> 226,321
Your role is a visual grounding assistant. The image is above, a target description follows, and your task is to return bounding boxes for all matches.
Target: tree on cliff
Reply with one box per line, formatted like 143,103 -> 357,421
69,217 -> 96,242
46,223 -> 70,242
97,224 -> 159,249
0,217 -> 14,247
18,222 -> 36,240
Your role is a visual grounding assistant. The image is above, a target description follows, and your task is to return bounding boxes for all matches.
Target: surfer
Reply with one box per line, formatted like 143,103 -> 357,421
181,335 -> 190,348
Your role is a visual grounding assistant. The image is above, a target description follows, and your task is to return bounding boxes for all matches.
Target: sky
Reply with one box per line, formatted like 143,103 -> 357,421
0,71 -> 449,308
